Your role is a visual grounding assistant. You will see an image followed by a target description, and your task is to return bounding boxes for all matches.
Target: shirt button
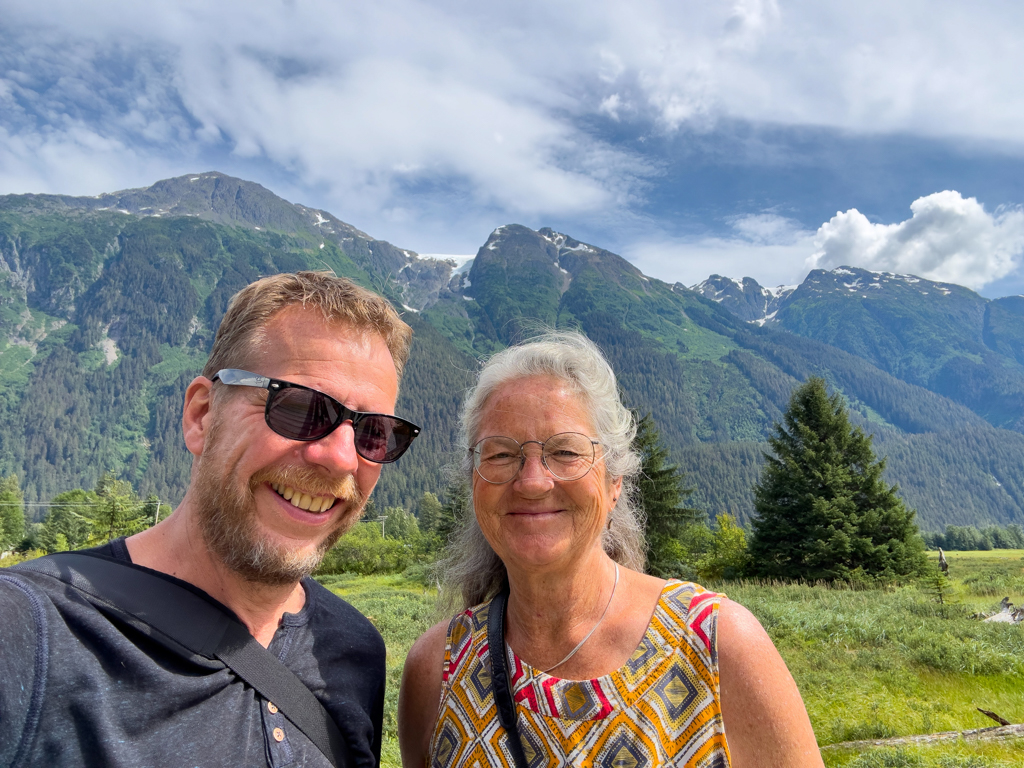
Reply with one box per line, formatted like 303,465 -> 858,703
267,701 -> 279,714
273,727 -> 285,743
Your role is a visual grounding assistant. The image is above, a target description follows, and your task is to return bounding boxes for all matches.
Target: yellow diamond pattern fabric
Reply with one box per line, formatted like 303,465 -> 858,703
429,581 -> 731,767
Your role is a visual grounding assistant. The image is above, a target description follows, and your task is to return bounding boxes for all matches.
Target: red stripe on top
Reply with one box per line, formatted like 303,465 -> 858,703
592,679 -> 614,719
689,591 -> 718,611
690,603 -> 715,652
515,682 -> 539,711
542,677 -> 561,716
451,639 -> 472,673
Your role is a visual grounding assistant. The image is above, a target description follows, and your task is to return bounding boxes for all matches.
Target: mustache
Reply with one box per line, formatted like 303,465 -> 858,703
250,466 -> 362,505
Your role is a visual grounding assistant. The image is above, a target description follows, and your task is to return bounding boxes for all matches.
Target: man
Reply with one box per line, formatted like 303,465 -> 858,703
0,272 -> 419,767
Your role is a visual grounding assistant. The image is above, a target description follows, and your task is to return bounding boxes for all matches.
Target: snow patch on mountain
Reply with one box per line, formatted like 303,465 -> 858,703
691,274 -> 796,324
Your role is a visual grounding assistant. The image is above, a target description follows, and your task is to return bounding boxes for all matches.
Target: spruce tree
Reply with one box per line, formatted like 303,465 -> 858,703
748,377 -> 927,581
632,412 -> 703,577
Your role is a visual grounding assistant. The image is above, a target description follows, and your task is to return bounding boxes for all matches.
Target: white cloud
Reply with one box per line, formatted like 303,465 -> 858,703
624,213 -> 814,288
599,94 -> 623,121
727,213 -> 804,244
807,191 -> 1024,289
2,0 -> 1024,258
0,0 -> 654,219
625,195 -> 1024,293
591,1 -> 1024,144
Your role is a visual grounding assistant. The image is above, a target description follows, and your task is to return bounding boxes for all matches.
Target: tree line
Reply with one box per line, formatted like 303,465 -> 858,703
0,471 -> 171,560
3,377 -> 1017,585
922,523 -> 1024,552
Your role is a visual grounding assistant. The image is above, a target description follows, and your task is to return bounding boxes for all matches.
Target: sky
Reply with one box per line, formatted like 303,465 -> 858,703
3,1 -> 1024,296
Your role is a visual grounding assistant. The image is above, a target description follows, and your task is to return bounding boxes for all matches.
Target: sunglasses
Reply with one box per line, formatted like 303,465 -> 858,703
211,369 -> 420,463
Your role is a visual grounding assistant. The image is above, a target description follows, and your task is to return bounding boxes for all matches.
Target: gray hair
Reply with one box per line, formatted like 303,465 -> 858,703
439,330 -> 645,611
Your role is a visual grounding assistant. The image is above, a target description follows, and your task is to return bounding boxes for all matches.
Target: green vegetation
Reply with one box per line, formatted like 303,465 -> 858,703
923,524 -> 1024,552
3,185 -> 1024,765
749,378 -> 927,581
0,474 -> 26,551
4,471 -> 1021,768
777,268 -> 1024,434
315,552 -> 1024,768
632,411 -> 704,577
3,179 -> 1024,535
316,573 -> 438,768
8,473 -> 170,555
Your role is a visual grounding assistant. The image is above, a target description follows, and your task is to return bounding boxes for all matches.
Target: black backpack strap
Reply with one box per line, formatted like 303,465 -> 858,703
14,551 -> 350,768
487,590 -> 530,768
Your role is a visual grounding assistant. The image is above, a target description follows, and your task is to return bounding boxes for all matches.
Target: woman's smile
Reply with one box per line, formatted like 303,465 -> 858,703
471,374 -> 620,572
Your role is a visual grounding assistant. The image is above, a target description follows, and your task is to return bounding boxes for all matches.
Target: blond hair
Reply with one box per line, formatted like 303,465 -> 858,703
202,271 -> 413,380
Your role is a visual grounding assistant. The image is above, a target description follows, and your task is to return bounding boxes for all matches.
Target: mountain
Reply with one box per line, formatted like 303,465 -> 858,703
2,172 -> 1024,532
691,275 -> 795,325
695,266 -> 1024,433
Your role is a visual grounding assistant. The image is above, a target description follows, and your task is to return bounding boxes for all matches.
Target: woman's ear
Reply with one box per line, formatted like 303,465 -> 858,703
609,475 -> 623,505
182,376 -> 214,457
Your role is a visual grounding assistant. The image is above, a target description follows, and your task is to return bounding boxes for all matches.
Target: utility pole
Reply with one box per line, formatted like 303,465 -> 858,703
376,515 -> 387,538
153,498 -> 161,526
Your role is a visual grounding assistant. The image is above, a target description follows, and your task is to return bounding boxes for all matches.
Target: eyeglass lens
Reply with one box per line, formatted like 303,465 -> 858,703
474,432 -> 596,483
266,386 -> 416,463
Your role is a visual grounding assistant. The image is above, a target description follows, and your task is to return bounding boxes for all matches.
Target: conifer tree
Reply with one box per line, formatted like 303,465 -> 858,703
383,506 -> 420,540
632,412 -> 703,577
435,480 -> 470,549
90,473 -> 148,545
748,377 -> 926,581
40,488 -> 98,552
0,474 -> 26,552
417,492 -> 444,537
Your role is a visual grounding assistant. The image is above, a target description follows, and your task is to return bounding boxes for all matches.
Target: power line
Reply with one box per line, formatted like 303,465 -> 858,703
0,502 -> 105,507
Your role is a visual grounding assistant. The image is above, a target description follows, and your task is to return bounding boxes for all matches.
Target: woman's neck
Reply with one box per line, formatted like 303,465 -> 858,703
503,549 -> 620,670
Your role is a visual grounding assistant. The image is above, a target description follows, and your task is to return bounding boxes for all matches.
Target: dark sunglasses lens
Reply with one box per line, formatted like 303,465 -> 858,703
266,387 -> 339,440
354,415 -> 415,463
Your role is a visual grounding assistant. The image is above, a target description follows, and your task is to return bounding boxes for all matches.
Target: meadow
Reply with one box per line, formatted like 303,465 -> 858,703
324,551 -> 1024,768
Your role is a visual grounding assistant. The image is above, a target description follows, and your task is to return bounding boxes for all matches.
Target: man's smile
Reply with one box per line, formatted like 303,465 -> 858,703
270,482 -> 337,513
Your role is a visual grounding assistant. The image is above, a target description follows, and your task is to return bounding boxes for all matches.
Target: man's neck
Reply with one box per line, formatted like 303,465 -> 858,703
125,505 -> 306,648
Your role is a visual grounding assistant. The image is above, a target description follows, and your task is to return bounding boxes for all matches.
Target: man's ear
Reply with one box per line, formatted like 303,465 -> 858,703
182,376 -> 215,457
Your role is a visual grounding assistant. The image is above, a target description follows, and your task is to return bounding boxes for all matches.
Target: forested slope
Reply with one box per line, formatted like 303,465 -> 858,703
1,173 -> 1022,531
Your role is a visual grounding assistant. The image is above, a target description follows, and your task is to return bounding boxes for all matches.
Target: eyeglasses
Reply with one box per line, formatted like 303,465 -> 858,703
212,369 -> 420,463
471,432 -> 600,484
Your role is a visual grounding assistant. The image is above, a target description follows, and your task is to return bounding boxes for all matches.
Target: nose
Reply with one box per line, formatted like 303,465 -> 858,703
299,420 -> 361,476
513,449 -> 555,495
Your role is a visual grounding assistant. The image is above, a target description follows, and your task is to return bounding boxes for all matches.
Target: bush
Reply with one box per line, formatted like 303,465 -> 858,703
318,523 -> 423,576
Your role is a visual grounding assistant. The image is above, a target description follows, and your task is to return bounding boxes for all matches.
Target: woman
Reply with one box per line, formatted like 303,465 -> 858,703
399,332 -> 823,767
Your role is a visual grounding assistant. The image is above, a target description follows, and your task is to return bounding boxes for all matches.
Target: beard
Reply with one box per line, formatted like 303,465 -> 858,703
192,419 -> 367,586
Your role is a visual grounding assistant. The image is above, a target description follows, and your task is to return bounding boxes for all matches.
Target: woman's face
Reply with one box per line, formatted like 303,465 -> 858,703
471,375 -> 622,574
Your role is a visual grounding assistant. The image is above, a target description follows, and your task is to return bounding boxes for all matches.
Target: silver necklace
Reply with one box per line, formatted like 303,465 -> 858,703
539,563 -> 620,675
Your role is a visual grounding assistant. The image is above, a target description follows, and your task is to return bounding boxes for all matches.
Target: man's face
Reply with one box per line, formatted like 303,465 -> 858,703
190,306 -> 399,585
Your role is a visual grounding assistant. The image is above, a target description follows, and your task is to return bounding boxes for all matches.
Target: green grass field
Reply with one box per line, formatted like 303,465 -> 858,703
324,552 -> 1024,767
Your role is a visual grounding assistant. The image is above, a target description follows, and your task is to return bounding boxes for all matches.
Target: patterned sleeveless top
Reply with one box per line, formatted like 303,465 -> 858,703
428,580 -> 731,768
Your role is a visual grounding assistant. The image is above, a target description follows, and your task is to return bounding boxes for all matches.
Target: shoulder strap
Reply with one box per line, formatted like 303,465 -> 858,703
14,552 -> 350,768
487,590 -> 530,768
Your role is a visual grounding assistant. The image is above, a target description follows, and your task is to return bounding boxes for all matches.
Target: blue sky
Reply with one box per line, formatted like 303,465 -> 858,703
3,0 -> 1024,295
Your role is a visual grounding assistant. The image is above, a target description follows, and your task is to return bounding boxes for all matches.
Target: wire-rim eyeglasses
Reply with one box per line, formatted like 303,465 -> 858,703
471,432 -> 601,484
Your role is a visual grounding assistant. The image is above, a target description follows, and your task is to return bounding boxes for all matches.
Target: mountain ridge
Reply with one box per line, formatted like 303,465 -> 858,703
2,172 -> 1023,531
